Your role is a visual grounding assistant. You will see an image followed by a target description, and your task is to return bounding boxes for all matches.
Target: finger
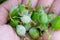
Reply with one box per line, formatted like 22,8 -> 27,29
1,0 -> 22,11
22,0 -> 38,8
42,27 -> 60,40
51,31 -> 60,40
37,0 -> 54,13
49,0 -> 60,15
0,0 -> 22,25
0,25 -> 20,40
0,6 -> 8,25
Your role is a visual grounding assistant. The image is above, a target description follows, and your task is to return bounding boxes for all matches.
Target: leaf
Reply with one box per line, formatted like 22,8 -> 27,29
10,19 -> 19,28
52,16 -> 60,30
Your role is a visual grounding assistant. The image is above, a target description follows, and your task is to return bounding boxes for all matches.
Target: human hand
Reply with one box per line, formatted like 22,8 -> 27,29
0,0 -> 60,40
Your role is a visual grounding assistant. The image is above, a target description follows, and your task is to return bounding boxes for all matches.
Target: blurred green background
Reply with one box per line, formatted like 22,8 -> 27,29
0,0 -> 6,4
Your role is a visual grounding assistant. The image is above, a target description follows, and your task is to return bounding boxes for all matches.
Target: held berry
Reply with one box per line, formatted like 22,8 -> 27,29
16,25 -> 26,37
20,15 -> 32,24
29,28 -> 39,39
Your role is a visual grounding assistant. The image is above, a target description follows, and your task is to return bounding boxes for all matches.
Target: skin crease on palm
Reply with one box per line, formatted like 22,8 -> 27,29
0,0 -> 60,40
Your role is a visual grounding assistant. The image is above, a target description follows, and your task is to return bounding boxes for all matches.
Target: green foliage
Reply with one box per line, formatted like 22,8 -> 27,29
52,16 -> 60,30
10,19 -> 19,28
0,0 -> 6,4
